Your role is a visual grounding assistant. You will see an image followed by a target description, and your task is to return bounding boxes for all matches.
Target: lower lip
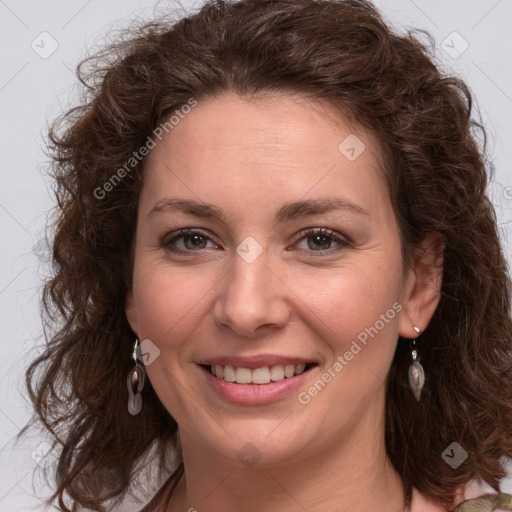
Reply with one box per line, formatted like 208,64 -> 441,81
198,365 -> 316,404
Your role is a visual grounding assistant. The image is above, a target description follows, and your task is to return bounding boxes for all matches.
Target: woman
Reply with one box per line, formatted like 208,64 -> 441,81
24,0 -> 512,511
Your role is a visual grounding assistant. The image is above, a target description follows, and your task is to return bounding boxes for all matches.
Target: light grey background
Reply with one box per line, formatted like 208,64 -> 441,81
1,0 -> 511,510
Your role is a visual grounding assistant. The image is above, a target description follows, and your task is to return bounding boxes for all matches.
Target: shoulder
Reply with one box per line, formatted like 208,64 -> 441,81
411,480 -> 512,512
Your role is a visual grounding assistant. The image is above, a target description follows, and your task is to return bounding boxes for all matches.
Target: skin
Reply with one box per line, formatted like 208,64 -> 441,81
125,92 -> 444,512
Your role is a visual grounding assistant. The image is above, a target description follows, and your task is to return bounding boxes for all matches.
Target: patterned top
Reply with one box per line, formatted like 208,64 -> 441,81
401,492 -> 512,512
452,493 -> 512,512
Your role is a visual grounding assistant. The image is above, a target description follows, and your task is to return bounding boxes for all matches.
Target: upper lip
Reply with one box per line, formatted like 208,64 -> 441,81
197,354 -> 317,370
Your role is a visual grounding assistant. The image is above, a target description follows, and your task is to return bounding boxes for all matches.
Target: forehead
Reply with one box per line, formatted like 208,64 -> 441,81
155,92 -> 379,157
140,93 -> 389,217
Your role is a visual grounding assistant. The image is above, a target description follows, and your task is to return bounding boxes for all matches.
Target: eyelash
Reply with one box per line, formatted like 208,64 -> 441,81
160,227 -> 350,255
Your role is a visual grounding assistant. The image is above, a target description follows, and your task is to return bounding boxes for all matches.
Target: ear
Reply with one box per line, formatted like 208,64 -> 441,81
125,289 -> 140,337
398,232 -> 445,338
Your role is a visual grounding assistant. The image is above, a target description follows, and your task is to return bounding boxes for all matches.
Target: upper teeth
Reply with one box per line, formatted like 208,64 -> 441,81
211,364 -> 307,384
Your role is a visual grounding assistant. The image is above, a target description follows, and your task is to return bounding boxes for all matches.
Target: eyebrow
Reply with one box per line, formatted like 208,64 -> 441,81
147,197 -> 369,222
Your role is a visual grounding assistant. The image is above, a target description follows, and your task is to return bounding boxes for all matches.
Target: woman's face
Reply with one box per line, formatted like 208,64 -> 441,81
126,93 -> 429,468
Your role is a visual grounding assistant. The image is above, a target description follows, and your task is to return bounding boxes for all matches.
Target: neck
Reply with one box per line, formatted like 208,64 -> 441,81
166,403 -> 406,512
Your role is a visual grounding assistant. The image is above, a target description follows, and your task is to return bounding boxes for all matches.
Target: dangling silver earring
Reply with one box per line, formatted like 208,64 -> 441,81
408,326 -> 425,402
127,338 -> 146,415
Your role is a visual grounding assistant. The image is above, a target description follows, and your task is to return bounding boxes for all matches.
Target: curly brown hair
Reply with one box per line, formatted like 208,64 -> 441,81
23,0 -> 512,510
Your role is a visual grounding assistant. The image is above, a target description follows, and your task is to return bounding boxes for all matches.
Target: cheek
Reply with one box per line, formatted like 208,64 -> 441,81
130,258 -> 216,418
292,257 -> 402,365
131,257 -> 217,349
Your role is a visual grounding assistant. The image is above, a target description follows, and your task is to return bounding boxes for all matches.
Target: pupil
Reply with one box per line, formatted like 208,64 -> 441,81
185,234 -> 206,249
309,235 -> 330,250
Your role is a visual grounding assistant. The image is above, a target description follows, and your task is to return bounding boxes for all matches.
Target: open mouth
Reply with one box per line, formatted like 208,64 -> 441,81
200,363 -> 318,385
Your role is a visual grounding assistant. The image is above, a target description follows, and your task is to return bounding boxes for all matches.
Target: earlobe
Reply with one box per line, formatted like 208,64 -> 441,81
398,232 -> 445,338
125,290 -> 139,336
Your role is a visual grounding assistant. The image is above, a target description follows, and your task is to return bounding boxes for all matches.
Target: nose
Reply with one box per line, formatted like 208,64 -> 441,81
212,248 -> 291,338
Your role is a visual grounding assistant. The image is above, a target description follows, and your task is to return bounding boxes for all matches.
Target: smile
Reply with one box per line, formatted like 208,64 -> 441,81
198,361 -> 319,404
202,363 -> 316,385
